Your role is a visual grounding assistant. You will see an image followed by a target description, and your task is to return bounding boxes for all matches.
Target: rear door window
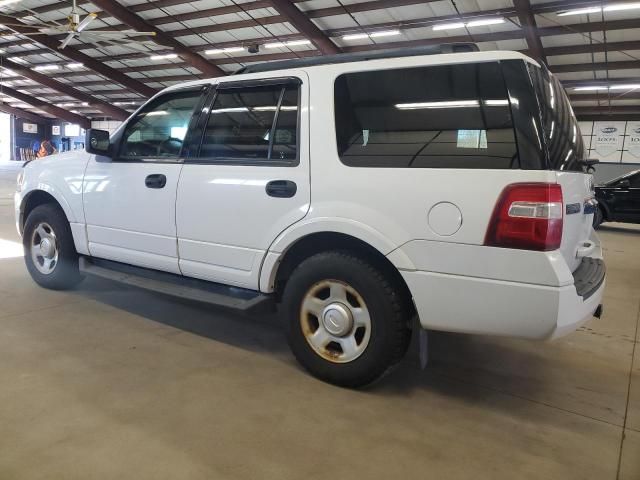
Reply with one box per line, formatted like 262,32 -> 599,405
334,62 -> 519,168
197,83 -> 300,164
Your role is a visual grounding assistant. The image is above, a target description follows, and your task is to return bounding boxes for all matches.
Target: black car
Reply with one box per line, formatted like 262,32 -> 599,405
594,169 -> 640,227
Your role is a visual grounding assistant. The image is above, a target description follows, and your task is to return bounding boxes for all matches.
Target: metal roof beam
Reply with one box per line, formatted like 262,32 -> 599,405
268,0 -> 336,54
512,0 -> 547,65
0,85 -> 91,128
0,14 -> 157,98
569,92 -> 640,100
552,60 -> 640,73
88,0 -> 225,77
545,40 -> 640,57
574,105 -> 640,115
0,103 -> 49,123
0,56 -> 129,120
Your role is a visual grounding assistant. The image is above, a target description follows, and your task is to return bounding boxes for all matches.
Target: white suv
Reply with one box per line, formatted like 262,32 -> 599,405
15,46 -> 605,387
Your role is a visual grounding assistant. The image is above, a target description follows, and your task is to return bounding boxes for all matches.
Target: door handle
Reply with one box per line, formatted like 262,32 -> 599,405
266,180 -> 297,198
145,174 -> 167,189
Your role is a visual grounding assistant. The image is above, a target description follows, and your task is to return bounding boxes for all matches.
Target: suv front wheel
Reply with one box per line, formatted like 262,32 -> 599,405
23,204 -> 83,290
283,251 -> 411,387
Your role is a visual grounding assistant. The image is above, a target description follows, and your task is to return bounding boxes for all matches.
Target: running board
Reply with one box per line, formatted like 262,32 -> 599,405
79,257 -> 275,313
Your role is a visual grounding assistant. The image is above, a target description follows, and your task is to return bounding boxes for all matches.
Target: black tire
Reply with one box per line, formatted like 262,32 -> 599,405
593,205 -> 604,228
283,251 -> 411,388
23,203 -> 83,290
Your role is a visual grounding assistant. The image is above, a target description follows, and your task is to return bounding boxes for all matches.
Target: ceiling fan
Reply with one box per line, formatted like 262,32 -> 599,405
0,0 -> 156,50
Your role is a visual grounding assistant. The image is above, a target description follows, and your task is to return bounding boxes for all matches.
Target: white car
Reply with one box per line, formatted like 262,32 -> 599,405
15,45 -> 605,387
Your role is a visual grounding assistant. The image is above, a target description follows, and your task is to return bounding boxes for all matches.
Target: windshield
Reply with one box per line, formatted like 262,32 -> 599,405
528,64 -> 586,172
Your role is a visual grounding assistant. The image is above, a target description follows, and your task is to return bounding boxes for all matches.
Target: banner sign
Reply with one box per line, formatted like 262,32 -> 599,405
22,123 -> 38,134
593,123 -> 622,156
627,122 -> 640,159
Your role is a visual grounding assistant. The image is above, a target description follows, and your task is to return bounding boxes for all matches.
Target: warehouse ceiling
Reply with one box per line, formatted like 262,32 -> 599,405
0,0 -> 638,125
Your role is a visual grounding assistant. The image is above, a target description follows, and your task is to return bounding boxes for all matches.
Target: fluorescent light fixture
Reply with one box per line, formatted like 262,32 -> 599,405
114,101 -> 136,106
8,57 -> 28,64
264,42 -> 286,49
342,33 -> 369,41
286,39 -> 312,46
609,84 -> 640,90
466,18 -> 505,27
149,53 -> 177,61
557,7 -> 601,16
67,63 -> 84,69
33,64 -> 59,71
573,86 -> 608,91
370,30 -> 401,38
433,22 -> 465,31
433,18 -> 504,30
264,39 -> 312,49
145,110 -> 168,116
604,2 -> 640,11
204,46 -> 244,55
81,102 -> 88,106
396,100 -> 480,109
343,30 -> 401,40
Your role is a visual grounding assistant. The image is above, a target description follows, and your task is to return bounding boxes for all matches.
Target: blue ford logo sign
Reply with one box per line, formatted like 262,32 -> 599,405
601,127 -> 618,134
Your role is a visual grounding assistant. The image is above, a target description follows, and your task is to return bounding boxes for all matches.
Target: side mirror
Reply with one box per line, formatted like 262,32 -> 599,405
618,179 -> 631,189
85,129 -> 111,157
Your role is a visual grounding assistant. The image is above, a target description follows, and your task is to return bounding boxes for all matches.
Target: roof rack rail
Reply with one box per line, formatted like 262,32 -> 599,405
232,43 -> 479,75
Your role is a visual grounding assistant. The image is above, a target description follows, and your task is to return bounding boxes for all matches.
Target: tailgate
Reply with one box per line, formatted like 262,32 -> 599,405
556,171 -> 596,272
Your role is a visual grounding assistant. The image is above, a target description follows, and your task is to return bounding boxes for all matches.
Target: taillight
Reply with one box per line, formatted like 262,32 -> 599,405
485,183 -> 563,251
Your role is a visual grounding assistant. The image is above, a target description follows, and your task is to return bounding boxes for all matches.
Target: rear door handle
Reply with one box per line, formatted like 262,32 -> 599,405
145,174 -> 167,189
266,180 -> 297,198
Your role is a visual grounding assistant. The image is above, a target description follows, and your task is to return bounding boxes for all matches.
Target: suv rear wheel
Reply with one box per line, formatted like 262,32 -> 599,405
23,204 -> 83,290
283,251 -> 411,387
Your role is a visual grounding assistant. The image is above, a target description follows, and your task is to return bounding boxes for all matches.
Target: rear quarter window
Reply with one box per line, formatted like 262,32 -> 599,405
528,65 -> 585,172
333,62 -> 520,169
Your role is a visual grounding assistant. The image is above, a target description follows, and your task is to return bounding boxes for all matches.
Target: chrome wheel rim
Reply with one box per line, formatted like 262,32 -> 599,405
300,280 -> 372,363
30,222 -> 58,275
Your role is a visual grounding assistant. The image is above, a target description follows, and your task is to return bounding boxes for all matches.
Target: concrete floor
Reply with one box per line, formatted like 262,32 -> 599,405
0,161 -> 638,479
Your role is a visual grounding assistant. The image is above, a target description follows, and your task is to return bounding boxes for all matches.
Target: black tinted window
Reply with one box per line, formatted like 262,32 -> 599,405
199,83 -> 299,163
120,90 -> 202,159
334,62 -> 518,168
630,172 -> 640,187
528,65 -> 585,172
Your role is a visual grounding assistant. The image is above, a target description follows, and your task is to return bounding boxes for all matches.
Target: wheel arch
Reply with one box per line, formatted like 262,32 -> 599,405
264,231 -> 416,316
19,190 -> 72,235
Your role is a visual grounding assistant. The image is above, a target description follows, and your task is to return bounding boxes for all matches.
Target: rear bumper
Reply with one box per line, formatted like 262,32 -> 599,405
401,269 -> 605,340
